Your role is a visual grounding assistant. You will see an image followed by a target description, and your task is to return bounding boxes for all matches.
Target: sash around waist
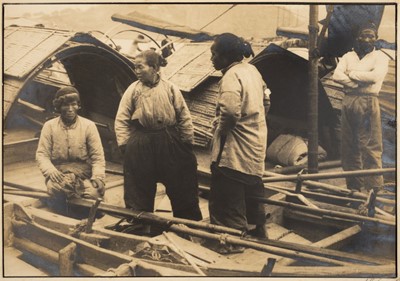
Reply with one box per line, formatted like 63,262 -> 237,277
130,119 -> 177,133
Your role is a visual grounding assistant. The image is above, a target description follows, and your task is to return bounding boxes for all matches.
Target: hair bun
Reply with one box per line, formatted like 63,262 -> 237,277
159,56 -> 168,67
242,41 -> 255,58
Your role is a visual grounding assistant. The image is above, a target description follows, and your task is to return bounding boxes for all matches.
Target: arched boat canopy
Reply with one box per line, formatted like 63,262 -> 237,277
4,26 -> 137,163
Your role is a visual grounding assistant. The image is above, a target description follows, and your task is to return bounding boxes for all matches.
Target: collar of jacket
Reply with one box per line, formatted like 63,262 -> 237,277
142,74 -> 161,88
221,61 -> 242,75
59,116 -> 79,129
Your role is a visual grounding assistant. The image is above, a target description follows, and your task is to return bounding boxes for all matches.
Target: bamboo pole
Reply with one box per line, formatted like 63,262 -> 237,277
53,198 -> 392,266
307,4 -> 319,174
201,168 -> 394,205
264,184 -> 365,204
303,180 -> 395,205
69,198 -> 244,236
4,181 -> 45,192
168,225 -> 350,266
262,170 -> 395,205
262,168 -> 395,183
251,196 -> 395,226
4,189 -> 50,199
266,160 -> 341,174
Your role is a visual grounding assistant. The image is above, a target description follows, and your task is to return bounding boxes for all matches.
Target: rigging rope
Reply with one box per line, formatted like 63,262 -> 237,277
199,4 -> 237,31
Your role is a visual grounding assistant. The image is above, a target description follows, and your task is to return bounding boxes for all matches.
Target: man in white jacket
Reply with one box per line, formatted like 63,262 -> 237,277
333,23 -> 390,193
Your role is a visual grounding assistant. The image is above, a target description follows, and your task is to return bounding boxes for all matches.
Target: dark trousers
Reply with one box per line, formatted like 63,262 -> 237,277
209,163 -> 266,232
124,127 -> 202,221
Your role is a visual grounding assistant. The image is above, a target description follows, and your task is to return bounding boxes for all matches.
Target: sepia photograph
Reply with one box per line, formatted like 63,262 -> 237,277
2,1 -> 397,279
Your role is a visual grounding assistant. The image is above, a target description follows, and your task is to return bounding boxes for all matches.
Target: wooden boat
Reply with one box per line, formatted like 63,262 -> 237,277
4,186 -> 396,277
3,154 -> 396,277
3,5 -> 396,277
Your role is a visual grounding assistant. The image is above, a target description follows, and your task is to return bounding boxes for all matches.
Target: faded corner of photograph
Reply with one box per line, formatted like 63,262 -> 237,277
2,1 -> 397,279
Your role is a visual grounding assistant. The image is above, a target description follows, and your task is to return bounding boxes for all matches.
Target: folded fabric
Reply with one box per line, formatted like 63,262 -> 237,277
267,134 -> 327,166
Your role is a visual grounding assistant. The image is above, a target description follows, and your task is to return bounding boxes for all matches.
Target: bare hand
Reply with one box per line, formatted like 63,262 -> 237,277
48,170 -> 65,183
91,178 -> 106,196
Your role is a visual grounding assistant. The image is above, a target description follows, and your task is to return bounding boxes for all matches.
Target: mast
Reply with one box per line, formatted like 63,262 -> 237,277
307,5 -> 319,174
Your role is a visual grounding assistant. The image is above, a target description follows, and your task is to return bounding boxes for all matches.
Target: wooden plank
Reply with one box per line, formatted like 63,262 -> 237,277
3,139 -> 40,166
14,237 -> 59,264
312,225 -> 362,249
75,263 -> 105,276
271,264 -> 396,277
163,232 -> 206,276
154,232 -> 230,265
26,206 -> 151,253
28,206 -> 82,234
266,223 -> 292,240
59,242 -> 77,276
4,203 -> 16,247
4,194 -> 43,207
228,248 -> 274,269
278,232 -> 311,245
13,219 -> 140,272
3,247 -> 48,276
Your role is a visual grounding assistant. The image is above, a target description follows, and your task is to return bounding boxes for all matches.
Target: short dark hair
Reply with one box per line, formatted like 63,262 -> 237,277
53,86 -> 80,112
357,22 -> 378,36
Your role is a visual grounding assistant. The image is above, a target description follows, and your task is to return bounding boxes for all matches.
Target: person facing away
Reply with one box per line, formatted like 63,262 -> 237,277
332,22 -> 390,193
209,33 -> 271,245
36,86 -> 106,216
114,49 -> 202,224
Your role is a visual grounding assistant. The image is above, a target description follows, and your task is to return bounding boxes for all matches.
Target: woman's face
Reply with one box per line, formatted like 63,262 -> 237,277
60,95 -> 79,123
211,42 -> 230,71
134,56 -> 157,84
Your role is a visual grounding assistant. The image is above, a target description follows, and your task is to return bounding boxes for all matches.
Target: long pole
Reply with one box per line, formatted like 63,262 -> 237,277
262,168 -> 395,183
308,5 -> 319,174
251,196 -> 395,227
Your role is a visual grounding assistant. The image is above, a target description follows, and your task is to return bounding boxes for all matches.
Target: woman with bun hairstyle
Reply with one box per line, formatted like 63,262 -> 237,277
209,33 -> 271,249
115,50 -> 202,226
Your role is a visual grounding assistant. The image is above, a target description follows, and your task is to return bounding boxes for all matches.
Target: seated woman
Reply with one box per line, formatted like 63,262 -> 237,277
36,86 -> 106,217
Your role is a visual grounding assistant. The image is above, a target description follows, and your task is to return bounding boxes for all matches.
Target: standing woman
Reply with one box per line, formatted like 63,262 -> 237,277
115,50 -> 202,223
209,33 -> 271,244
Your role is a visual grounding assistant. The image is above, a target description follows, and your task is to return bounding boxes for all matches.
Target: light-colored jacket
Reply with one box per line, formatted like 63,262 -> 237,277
36,116 -> 105,180
332,49 -> 389,96
211,61 -> 269,177
114,78 -> 194,146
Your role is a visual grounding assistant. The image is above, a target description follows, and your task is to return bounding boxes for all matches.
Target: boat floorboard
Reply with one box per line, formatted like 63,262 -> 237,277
227,222 -> 312,267
4,247 -> 48,277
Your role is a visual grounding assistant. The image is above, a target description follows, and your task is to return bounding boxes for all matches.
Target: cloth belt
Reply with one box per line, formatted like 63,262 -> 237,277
130,119 -> 176,133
